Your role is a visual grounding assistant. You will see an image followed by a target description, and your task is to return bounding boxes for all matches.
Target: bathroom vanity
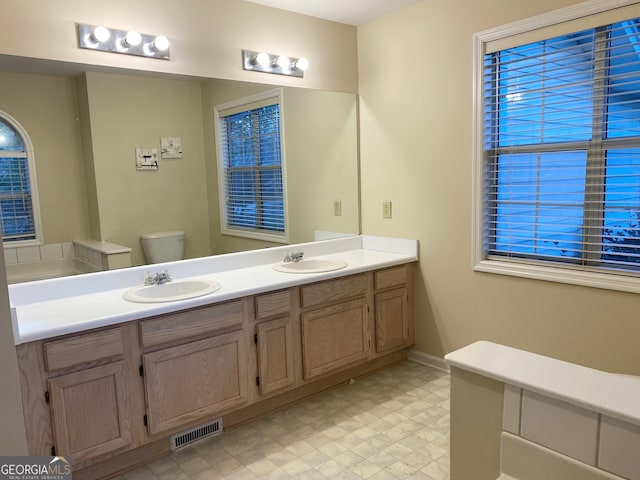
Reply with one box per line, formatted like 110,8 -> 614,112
11,235 -> 417,479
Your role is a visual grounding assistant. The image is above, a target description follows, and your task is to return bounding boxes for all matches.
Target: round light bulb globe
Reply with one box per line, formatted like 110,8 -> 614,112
152,35 -> 170,51
276,55 -> 290,69
124,30 -> 142,47
92,26 -> 110,43
295,57 -> 309,71
256,52 -> 270,67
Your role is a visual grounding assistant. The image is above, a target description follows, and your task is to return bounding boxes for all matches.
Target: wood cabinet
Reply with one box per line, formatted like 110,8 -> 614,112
300,274 -> 372,380
254,290 -> 296,396
142,330 -> 248,435
301,297 -> 370,379
16,263 -> 415,478
256,316 -> 295,395
48,361 -> 132,463
38,327 -> 133,463
374,265 -> 414,353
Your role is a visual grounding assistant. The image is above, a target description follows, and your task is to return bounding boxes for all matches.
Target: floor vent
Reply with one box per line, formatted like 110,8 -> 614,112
170,418 -> 223,451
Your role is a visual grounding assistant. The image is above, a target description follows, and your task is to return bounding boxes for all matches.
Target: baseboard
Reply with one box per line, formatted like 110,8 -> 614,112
407,349 -> 450,372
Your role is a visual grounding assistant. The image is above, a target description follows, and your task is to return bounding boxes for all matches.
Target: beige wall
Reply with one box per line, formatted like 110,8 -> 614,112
357,0 -> 640,374
284,88 -> 360,243
0,0 -> 357,93
81,72 -> 210,265
0,72 -> 90,243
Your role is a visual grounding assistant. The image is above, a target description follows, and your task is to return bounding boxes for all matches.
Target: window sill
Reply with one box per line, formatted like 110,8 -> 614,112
474,258 -> 640,294
222,228 -> 288,244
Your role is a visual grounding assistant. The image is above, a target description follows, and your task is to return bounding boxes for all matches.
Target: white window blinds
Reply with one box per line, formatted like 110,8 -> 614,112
216,91 -> 286,240
483,17 -> 640,273
0,116 -> 39,243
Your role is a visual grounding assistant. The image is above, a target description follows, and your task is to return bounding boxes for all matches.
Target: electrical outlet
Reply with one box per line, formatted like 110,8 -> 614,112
334,200 -> 342,216
383,200 -> 392,219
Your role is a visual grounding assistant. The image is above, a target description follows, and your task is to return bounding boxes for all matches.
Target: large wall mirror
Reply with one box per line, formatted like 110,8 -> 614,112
0,55 -> 360,281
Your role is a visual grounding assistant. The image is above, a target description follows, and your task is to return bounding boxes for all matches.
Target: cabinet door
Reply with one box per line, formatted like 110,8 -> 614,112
301,298 -> 369,380
143,330 -> 248,435
375,287 -> 409,353
48,361 -> 131,463
256,317 -> 295,395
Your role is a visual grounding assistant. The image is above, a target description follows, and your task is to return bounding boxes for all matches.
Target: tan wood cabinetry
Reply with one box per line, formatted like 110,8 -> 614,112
142,330 -> 248,435
374,264 -> 414,353
48,361 -> 132,463
32,327 -> 133,464
300,274 -> 372,379
254,290 -> 297,396
16,264 -> 415,479
139,299 -> 248,436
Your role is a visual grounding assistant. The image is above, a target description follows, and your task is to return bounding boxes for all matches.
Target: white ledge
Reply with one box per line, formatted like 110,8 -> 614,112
445,341 -> 640,427
9,235 -> 417,345
73,239 -> 132,254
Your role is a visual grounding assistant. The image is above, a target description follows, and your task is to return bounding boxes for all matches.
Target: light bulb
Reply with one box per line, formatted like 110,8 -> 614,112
123,30 -> 142,47
255,52 -> 270,67
92,26 -> 110,43
152,35 -> 170,51
276,55 -> 290,69
294,57 -> 309,71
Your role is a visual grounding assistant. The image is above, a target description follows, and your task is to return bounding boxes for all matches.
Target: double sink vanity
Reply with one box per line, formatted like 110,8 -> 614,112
10,235 -> 417,479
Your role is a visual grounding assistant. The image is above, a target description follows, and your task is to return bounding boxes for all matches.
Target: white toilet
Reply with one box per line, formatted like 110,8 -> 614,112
141,231 -> 185,264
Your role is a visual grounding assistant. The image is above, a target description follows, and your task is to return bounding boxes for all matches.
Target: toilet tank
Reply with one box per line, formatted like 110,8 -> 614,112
141,231 -> 185,264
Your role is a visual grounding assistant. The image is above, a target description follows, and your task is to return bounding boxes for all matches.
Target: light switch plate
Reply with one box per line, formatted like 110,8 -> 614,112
383,200 -> 392,219
334,200 -> 342,216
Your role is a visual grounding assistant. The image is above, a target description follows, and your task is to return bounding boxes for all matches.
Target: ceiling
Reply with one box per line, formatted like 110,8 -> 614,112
244,0 -> 421,26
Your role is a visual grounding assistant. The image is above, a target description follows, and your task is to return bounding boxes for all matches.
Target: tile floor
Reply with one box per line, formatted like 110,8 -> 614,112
116,362 -> 450,480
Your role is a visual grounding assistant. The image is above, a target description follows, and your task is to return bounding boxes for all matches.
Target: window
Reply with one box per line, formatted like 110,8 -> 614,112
473,1 -> 640,292
0,112 -> 41,245
214,89 -> 288,242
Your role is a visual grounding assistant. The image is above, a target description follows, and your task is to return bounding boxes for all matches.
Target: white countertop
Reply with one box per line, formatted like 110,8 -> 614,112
445,341 -> 640,427
9,235 -> 418,345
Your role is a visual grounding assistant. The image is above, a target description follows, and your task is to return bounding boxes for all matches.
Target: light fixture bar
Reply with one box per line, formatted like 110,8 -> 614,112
77,23 -> 170,60
242,50 -> 308,78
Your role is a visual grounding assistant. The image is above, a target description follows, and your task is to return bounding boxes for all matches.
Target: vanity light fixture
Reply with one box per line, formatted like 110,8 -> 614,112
242,49 -> 309,78
77,23 -> 170,60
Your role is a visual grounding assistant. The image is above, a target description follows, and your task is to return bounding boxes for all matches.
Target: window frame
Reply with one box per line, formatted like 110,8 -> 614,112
0,111 -> 43,248
213,88 -> 289,243
472,0 -> 640,293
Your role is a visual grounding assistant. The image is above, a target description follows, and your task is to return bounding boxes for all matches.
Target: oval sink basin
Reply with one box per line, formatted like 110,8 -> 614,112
272,258 -> 348,274
123,279 -> 221,303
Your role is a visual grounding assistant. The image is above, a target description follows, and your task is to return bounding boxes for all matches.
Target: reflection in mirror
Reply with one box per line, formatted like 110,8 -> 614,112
0,55 -> 360,283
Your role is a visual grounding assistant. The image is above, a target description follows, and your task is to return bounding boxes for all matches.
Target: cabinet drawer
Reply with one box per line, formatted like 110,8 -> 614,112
140,300 -> 244,348
301,274 -> 367,309
44,327 -> 123,372
375,266 -> 408,290
255,290 -> 290,320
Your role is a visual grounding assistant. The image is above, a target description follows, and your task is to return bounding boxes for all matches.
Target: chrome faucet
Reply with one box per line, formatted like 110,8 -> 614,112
144,269 -> 172,285
283,249 -> 304,263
